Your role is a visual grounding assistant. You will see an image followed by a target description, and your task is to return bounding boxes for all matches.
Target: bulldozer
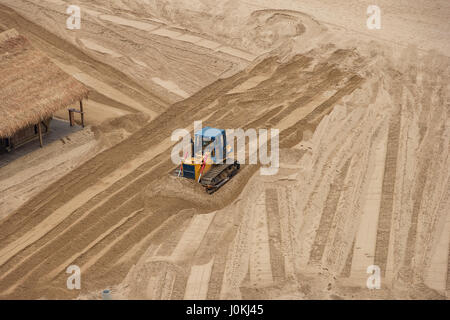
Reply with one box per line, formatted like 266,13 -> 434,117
174,127 -> 240,194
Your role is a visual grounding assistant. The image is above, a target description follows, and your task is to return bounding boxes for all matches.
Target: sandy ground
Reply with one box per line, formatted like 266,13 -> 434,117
0,113 -> 150,221
110,47 -> 449,300
0,0 -> 448,300
0,0 -> 252,109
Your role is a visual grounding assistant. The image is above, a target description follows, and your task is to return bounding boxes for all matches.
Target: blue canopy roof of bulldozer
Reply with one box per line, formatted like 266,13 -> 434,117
195,127 -> 224,139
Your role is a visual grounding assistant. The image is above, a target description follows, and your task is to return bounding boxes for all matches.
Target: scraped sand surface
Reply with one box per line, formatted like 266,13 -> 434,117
0,0 -> 448,300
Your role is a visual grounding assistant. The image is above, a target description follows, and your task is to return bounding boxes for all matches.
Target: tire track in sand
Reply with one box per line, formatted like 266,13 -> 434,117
309,159 -> 351,265
249,191 -> 273,287
265,188 -> 285,282
0,195 -> 144,295
374,106 -> 401,277
350,125 -> 389,282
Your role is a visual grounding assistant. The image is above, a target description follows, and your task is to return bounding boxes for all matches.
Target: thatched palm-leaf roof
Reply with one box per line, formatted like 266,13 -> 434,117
0,29 -> 89,137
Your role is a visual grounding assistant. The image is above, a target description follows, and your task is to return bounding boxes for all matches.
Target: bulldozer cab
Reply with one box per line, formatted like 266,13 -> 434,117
194,127 -> 226,164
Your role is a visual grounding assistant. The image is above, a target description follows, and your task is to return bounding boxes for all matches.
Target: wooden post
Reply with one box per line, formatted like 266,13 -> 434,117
69,109 -> 74,126
37,121 -> 43,148
80,100 -> 85,128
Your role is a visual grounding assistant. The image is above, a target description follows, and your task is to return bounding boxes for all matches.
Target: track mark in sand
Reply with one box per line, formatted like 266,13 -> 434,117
74,74 -> 157,118
350,127 -> 388,282
7,214 -> 147,296
152,77 -> 190,99
217,200 -> 258,299
278,188 -> 296,277
99,14 -> 160,32
280,75 -> 364,149
170,269 -> 190,300
0,135 -> 172,268
422,167 -> 450,292
198,210 -> 237,300
402,96 -> 447,282
51,60 -> 158,118
374,109 -> 400,276
60,214 -> 175,297
146,267 -> 176,300
277,89 -> 339,132
0,182 -> 114,267
216,46 -> 256,62
306,75 -> 365,125
309,159 -> 351,265
425,207 -> 450,292
170,213 -> 216,262
145,22 -> 255,61
146,276 -> 160,299
80,38 -> 123,58
184,259 -> 214,300
44,209 -> 145,282
323,154 -> 365,272
341,238 -> 355,278
265,188 -> 285,281
0,195 -> 144,295
249,192 -> 273,287
207,245 -> 228,299
447,242 -> 450,292
160,269 -> 177,300
112,226 -> 161,268
227,75 -> 272,94
154,216 -> 192,257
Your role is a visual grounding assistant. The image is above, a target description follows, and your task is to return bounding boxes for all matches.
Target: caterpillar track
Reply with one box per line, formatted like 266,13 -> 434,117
200,161 -> 240,194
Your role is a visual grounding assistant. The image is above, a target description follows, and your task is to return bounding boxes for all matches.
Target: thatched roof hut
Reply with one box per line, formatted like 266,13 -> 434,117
0,29 -> 89,139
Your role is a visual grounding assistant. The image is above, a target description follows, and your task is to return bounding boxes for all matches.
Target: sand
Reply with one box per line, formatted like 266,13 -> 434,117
151,77 -> 190,99
0,0 -> 448,301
